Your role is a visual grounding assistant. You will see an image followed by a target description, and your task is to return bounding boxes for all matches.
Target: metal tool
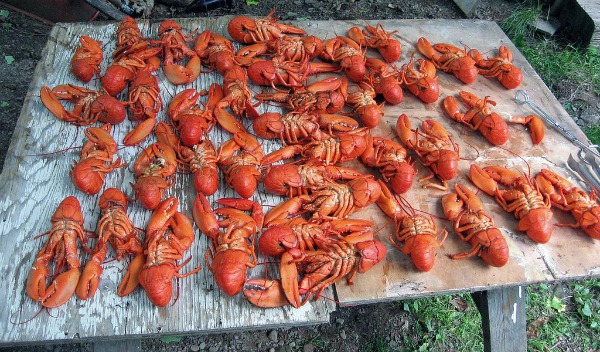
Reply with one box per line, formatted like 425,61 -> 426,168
567,154 -> 600,194
515,90 -> 600,159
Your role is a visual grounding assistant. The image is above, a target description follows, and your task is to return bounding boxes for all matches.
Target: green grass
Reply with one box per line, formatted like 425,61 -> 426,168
526,281 -> 600,350
402,294 -> 483,351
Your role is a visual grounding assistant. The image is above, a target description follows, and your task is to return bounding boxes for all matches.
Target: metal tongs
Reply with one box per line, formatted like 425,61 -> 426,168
515,90 -> 600,193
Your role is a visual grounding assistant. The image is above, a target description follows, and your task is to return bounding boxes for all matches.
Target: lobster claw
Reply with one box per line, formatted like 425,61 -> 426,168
395,114 -> 417,148
27,266 -> 81,308
243,278 -> 290,308
509,114 -> 546,145
280,249 -> 302,308
123,117 -> 157,146
117,253 -> 146,297
163,56 -> 202,85
40,86 -> 75,122
76,247 -> 107,300
469,165 -> 499,196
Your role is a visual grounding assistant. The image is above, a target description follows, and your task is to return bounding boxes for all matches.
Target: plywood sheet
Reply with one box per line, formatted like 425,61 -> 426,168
325,19 -> 600,304
0,17 -> 334,346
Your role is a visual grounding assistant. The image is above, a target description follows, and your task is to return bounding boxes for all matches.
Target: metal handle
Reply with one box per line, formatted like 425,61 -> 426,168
515,90 -> 600,159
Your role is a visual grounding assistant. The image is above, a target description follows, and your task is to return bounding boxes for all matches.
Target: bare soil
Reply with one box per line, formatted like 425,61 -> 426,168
0,0 -> 597,351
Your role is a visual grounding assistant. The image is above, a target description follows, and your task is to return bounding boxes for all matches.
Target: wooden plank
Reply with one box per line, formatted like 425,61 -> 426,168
94,339 -> 141,352
0,16 -> 334,346
472,287 -> 527,352
327,19 -> 600,304
453,0 -> 479,16
558,0 -> 599,48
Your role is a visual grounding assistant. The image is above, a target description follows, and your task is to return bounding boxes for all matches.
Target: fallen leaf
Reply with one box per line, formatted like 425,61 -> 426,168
526,316 -> 549,338
388,3 -> 396,8
5,55 -> 14,64
449,296 -> 469,312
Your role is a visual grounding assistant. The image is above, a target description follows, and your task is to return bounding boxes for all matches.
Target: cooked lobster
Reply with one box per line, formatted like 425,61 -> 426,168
470,165 -> 554,243
376,180 -> 447,272
441,184 -> 509,266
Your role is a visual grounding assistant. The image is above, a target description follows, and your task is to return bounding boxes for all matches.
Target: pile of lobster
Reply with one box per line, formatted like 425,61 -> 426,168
26,11 -> 597,312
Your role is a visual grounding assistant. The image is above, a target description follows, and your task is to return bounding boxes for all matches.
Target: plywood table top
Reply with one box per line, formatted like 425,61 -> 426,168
0,17 -> 597,346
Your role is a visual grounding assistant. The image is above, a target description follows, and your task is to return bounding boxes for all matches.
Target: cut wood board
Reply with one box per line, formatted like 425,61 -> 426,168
0,17 -> 335,346
0,16 -> 597,346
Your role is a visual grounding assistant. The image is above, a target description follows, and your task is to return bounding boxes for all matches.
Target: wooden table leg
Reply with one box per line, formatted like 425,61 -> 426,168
93,339 -> 141,352
471,286 -> 527,352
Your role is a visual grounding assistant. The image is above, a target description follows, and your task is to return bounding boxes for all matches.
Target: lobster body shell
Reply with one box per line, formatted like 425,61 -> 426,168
470,165 -> 554,243
442,184 -> 509,267
70,36 -> 103,83
26,196 -> 86,308
536,169 -> 600,239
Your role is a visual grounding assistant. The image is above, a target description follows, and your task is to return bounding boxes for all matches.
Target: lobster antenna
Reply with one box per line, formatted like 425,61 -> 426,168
9,305 -> 47,325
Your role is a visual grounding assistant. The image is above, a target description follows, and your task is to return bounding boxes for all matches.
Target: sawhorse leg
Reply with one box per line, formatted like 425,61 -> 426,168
471,286 -> 527,352
93,339 -> 141,352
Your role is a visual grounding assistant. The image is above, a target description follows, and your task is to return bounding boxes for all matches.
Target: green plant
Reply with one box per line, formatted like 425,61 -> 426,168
526,282 -> 600,350
572,279 -> 600,330
499,4 -> 540,46
403,294 -> 483,351
365,335 -> 391,352
309,335 -> 328,349
246,0 -> 259,5
584,126 -> 600,145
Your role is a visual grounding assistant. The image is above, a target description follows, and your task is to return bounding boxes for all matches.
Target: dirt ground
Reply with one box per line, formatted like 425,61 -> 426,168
0,0 -> 597,351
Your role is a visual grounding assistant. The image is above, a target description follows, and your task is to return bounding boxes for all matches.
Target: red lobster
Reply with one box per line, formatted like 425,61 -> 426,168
536,169 -> 600,239
259,217 -> 375,257
470,165 -> 554,243
376,180 -> 447,272
416,37 -> 478,84
247,105 -> 358,144
156,20 -> 201,85
193,194 -> 264,296
360,136 -> 416,195
227,9 -> 306,44
26,196 -> 89,308
400,55 -> 439,103
262,161 -> 363,197
235,34 -> 324,64
71,123 -> 126,195
70,36 -> 103,83
194,29 -> 236,75
262,127 -> 371,166
131,142 -> 178,210
443,91 -> 509,146
247,57 -> 338,89
396,114 -> 459,190
76,188 -> 143,299
365,58 -> 403,105
168,84 -> 223,147
471,45 -> 523,89
218,132 -> 264,199
321,36 -> 367,82
254,76 -> 348,114
347,24 -> 401,63
155,122 -> 220,196
346,81 -> 385,128
120,197 -> 201,306
264,176 -> 381,223
102,17 -> 161,96
245,235 -> 386,308
441,184 -> 509,267
40,84 -> 126,126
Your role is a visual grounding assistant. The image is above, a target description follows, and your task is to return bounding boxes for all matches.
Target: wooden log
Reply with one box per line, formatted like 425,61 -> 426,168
472,287 -> 527,352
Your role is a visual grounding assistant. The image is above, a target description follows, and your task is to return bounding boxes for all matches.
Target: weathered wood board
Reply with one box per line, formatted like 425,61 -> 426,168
0,16 -> 597,346
329,19 -> 600,304
0,17 -> 336,347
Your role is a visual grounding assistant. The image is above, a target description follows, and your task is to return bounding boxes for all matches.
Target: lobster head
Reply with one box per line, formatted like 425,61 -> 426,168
356,240 -> 386,273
